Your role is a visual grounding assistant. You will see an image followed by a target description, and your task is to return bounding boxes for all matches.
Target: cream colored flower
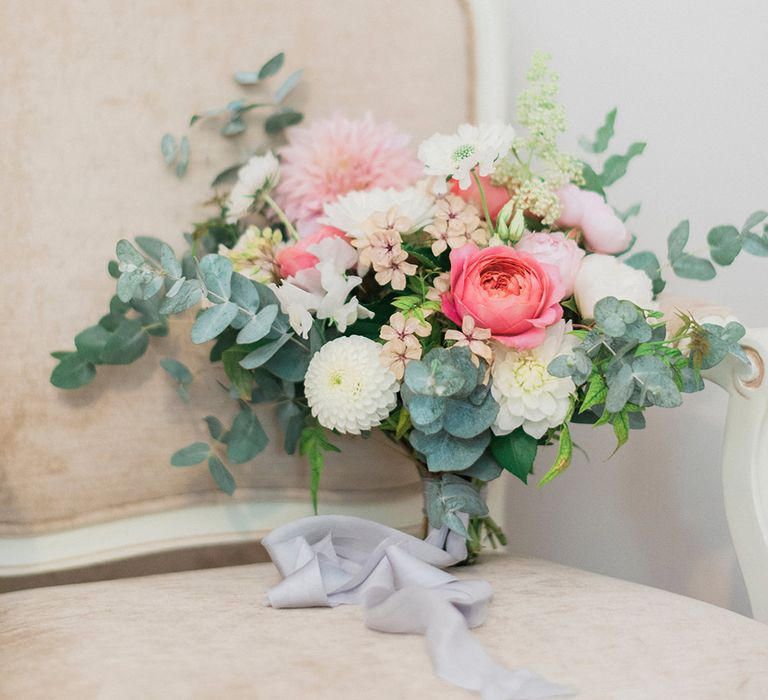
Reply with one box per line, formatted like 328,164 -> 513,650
426,271 -> 450,303
424,195 -> 487,255
365,229 -> 417,290
353,207 -> 414,269
445,315 -> 493,365
218,226 -> 282,283
305,336 -> 399,434
380,338 -> 423,380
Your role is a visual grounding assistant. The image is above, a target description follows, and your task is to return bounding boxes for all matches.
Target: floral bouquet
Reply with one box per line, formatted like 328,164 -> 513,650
51,53 -> 765,559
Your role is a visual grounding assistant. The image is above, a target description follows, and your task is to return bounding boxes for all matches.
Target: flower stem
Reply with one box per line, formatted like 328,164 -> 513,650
471,169 -> 494,234
263,193 -> 299,241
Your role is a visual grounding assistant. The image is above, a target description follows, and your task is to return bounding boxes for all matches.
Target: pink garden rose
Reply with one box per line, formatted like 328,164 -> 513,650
275,225 -> 347,278
450,175 -> 510,220
514,231 -> 585,298
442,244 -> 564,349
556,184 -> 631,254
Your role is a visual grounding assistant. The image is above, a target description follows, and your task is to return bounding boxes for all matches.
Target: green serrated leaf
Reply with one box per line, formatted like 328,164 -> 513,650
612,410 -> 630,451
171,442 -> 210,466
258,52 -> 285,80
580,373 -> 608,413
300,425 -> 341,513
600,142 -> 646,187
208,455 -> 236,495
538,424 -> 573,487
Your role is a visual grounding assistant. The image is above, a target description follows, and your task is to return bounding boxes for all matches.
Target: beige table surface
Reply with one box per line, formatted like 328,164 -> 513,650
2,553 -> 767,699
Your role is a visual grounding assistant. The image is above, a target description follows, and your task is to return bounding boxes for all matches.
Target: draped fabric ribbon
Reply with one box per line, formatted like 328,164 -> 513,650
262,516 -> 571,699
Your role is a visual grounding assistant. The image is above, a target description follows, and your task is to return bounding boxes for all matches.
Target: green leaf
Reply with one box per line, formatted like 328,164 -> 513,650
108,260 -> 120,279
175,136 -> 190,178
230,273 -> 261,314
101,318 -> 149,364
159,243 -> 182,278
615,202 -> 641,222
263,338 -> 310,381
240,334 -> 291,369
409,429 -> 490,472
220,117 -> 246,137
160,133 -> 177,165
208,456 -> 236,495
160,358 -> 192,385
580,373 -> 608,413
134,236 -> 165,261
265,109 -> 303,134
75,325 -> 112,364
236,305 -> 279,344
50,353 -> 96,389
490,428 -> 538,484
612,411 -> 630,451
299,425 -> 341,513
233,71 -> 259,85
600,142 -> 646,187
579,107 -> 617,154
171,442 -> 210,466
538,424 -> 573,486
222,345 -> 256,399
190,302 -> 239,344
671,253 -> 716,280
707,225 -> 741,266
743,231 -> 768,257
442,392 -> 499,439
625,251 -> 665,295
741,210 -> 768,234
227,408 -> 268,464
667,220 -> 690,261
204,415 -> 225,441
258,52 -> 285,79
199,254 -> 233,301
273,69 -> 303,102
159,279 -> 203,315
116,239 -> 145,266
580,162 -> 605,197
210,163 -> 243,188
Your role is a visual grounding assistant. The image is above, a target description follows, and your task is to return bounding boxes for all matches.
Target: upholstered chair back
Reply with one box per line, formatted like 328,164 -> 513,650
0,0 -> 476,581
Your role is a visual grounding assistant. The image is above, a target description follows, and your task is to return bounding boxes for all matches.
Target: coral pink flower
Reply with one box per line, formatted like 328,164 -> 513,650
556,184 -> 631,254
442,244 -> 564,350
274,226 -> 348,279
275,113 -> 422,233
514,231 -> 585,298
450,175 -> 510,221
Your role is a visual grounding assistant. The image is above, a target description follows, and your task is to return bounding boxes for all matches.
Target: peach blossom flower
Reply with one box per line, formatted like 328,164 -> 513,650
424,195 -> 487,255
445,315 -> 494,365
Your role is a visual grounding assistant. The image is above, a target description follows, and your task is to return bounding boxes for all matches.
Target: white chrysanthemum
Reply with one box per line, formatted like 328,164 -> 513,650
304,336 -> 399,434
226,151 -> 281,223
320,186 -> 436,238
418,123 -> 516,192
491,321 -> 578,439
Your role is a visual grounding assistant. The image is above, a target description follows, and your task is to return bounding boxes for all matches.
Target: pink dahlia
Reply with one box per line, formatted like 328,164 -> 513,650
274,113 -> 422,234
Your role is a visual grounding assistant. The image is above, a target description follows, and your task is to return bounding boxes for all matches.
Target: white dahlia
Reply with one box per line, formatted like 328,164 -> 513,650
417,123 -> 516,192
491,321 -> 578,439
304,336 -> 399,434
320,186 -> 436,238
226,151 -> 281,223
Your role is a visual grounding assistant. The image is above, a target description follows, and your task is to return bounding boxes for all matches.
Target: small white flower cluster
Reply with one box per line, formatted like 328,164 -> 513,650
225,152 -> 281,223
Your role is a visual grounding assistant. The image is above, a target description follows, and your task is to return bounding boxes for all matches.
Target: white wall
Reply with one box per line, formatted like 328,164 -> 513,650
496,0 -> 768,615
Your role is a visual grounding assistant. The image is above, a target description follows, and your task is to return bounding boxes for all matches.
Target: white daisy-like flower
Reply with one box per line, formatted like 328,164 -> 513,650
226,151 -> 281,223
304,335 -> 399,434
491,321 -> 578,439
320,186 -> 436,238
417,123 -> 516,192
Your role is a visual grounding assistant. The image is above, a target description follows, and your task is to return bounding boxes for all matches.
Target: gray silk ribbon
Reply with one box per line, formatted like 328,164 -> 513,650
262,516 -> 571,699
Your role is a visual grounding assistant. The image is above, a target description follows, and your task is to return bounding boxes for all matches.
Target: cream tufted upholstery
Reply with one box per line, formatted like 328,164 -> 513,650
0,0 -> 472,547
2,554 -> 767,699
